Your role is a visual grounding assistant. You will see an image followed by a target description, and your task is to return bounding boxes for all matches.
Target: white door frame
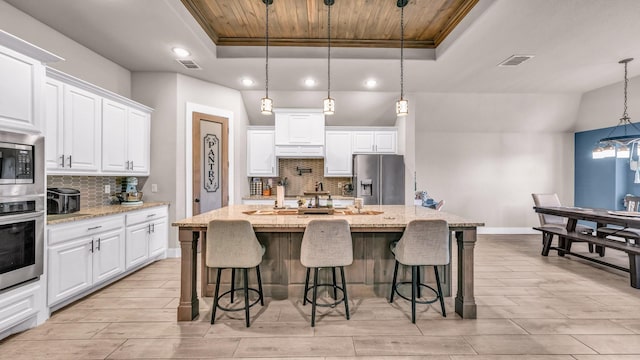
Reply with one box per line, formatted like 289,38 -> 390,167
185,102 -> 234,218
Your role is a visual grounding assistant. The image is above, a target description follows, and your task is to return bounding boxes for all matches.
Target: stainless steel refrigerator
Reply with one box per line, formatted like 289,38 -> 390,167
353,154 -> 405,205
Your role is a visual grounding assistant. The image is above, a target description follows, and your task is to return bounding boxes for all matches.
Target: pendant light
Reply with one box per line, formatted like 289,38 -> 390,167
592,58 -> 640,159
323,0 -> 335,115
395,0 -> 409,117
260,0 -> 273,115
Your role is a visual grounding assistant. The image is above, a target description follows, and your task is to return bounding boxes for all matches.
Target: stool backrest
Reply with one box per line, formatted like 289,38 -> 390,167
395,219 -> 449,266
531,193 -> 566,226
301,219 -> 353,268
206,220 -> 263,268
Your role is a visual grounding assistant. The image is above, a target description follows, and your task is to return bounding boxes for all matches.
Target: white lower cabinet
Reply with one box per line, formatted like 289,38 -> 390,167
125,206 -> 168,270
47,205 -> 168,307
47,215 -> 125,306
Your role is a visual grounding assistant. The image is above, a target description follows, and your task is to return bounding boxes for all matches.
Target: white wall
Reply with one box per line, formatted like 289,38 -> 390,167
176,74 -> 249,213
395,96 -> 417,205
575,75 -> 640,132
131,72 -> 179,247
132,72 -> 249,249
414,93 -> 579,231
0,0 -> 131,97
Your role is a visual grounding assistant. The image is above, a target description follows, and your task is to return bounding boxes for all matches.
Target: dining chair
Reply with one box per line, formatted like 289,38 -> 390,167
597,195 -> 640,247
531,193 -> 595,255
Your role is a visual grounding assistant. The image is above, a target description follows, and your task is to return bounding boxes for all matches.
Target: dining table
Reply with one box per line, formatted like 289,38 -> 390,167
172,204 -> 484,321
533,205 -> 640,288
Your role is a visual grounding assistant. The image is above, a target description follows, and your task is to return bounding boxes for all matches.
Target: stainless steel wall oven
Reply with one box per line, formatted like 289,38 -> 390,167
0,130 -> 44,291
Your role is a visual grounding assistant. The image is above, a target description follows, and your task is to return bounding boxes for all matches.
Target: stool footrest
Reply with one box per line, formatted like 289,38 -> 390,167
215,287 -> 262,312
304,283 -> 347,308
392,281 -> 441,305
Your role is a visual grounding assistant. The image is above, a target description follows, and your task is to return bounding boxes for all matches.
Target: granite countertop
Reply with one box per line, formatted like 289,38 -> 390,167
173,204 -> 483,231
47,201 -> 170,225
243,195 -> 355,200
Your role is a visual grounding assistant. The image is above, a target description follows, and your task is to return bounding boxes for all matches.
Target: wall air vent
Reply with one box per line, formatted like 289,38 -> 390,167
176,59 -> 202,70
498,54 -> 535,67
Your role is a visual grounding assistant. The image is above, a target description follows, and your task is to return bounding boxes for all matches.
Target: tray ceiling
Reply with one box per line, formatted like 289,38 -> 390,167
181,0 -> 478,48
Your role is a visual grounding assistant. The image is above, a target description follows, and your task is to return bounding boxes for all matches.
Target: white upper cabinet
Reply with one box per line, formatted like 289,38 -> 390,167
325,131 -> 353,177
66,85 -> 102,171
247,129 -> 277,176
45,78 -> 64,169
0,31 -> 61,133
275,110 -> 325,145
352,129 -> 397,154
102,99 -> 150,175
45,68 -> 152,175
45,83 -> 102,173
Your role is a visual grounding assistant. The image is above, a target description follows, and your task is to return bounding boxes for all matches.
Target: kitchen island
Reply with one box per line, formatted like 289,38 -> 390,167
172,204 -> 483,320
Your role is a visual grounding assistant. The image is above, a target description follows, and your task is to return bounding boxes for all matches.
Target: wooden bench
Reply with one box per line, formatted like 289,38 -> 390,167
533,226 -> 640,289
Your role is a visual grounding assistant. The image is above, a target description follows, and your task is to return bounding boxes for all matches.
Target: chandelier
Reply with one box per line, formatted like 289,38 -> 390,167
260,0 -> 273,115
592,58 -> 639,159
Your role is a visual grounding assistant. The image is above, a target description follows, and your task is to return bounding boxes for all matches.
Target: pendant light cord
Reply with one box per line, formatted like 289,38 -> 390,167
327,2 -> 331,98
623,60 -> 629,122
265,1 -> 269,98
400,4 -> 404,100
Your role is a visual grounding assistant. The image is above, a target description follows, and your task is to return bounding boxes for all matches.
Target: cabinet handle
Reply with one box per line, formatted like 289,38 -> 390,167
96,238 -> 101,251
89,240 -> 94,253
88,225 -> 102,231
60,155 -> 65,168
126,160 -> 130,169
146,213 -> 156,218
151,223 -> 155,233
130,160 -> 133,170
68,155 -> 72,168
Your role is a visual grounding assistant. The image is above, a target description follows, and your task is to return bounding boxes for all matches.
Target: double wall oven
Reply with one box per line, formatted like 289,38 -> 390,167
0,130 -> 44,291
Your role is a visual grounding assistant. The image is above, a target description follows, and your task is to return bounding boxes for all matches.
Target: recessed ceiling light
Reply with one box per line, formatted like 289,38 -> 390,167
172,47 -> 190,58
304,78 -> 316,87
365,79 -> 377,88
241,78 -> 255,86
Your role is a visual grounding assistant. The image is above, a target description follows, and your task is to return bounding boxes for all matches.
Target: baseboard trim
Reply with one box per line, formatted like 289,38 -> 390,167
478,227 -> 539,235
166,248 -> 181,258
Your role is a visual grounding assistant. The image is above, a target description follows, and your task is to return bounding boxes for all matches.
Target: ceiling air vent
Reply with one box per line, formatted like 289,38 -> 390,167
498,54 -> 535,67
176,59 -> 201,70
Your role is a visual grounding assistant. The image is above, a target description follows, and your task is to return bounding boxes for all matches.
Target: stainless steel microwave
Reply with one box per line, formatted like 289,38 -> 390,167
0,130 -> 44,197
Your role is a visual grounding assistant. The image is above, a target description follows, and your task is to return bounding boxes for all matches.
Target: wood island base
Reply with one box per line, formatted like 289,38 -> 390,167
174,205 -> 482,321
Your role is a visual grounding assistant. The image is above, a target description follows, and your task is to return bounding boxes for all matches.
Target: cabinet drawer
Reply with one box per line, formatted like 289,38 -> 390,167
126,206 -> 168,226
0,282 -> 39,332
49,214 -> 125,245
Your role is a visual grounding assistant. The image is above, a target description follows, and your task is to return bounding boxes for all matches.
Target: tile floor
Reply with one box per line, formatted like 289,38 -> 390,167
2,234 -> 640,359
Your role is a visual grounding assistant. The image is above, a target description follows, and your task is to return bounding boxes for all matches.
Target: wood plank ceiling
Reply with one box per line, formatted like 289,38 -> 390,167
181,0 -> 478,48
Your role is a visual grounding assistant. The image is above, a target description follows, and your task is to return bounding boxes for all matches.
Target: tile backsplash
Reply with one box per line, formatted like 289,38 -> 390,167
254,159 -> 352,197
47,176 -> 148,208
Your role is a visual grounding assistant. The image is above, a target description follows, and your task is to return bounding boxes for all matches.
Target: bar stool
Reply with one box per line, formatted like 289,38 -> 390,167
389,219 -> 449,323
206,220 -> 265,327
300,219 -> 353,327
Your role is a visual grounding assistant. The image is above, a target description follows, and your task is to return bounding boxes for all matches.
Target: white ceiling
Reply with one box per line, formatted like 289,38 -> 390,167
5,0 -> 640,126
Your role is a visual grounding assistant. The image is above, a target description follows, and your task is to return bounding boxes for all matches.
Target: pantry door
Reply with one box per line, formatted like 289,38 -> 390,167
192,112 -> 228,216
